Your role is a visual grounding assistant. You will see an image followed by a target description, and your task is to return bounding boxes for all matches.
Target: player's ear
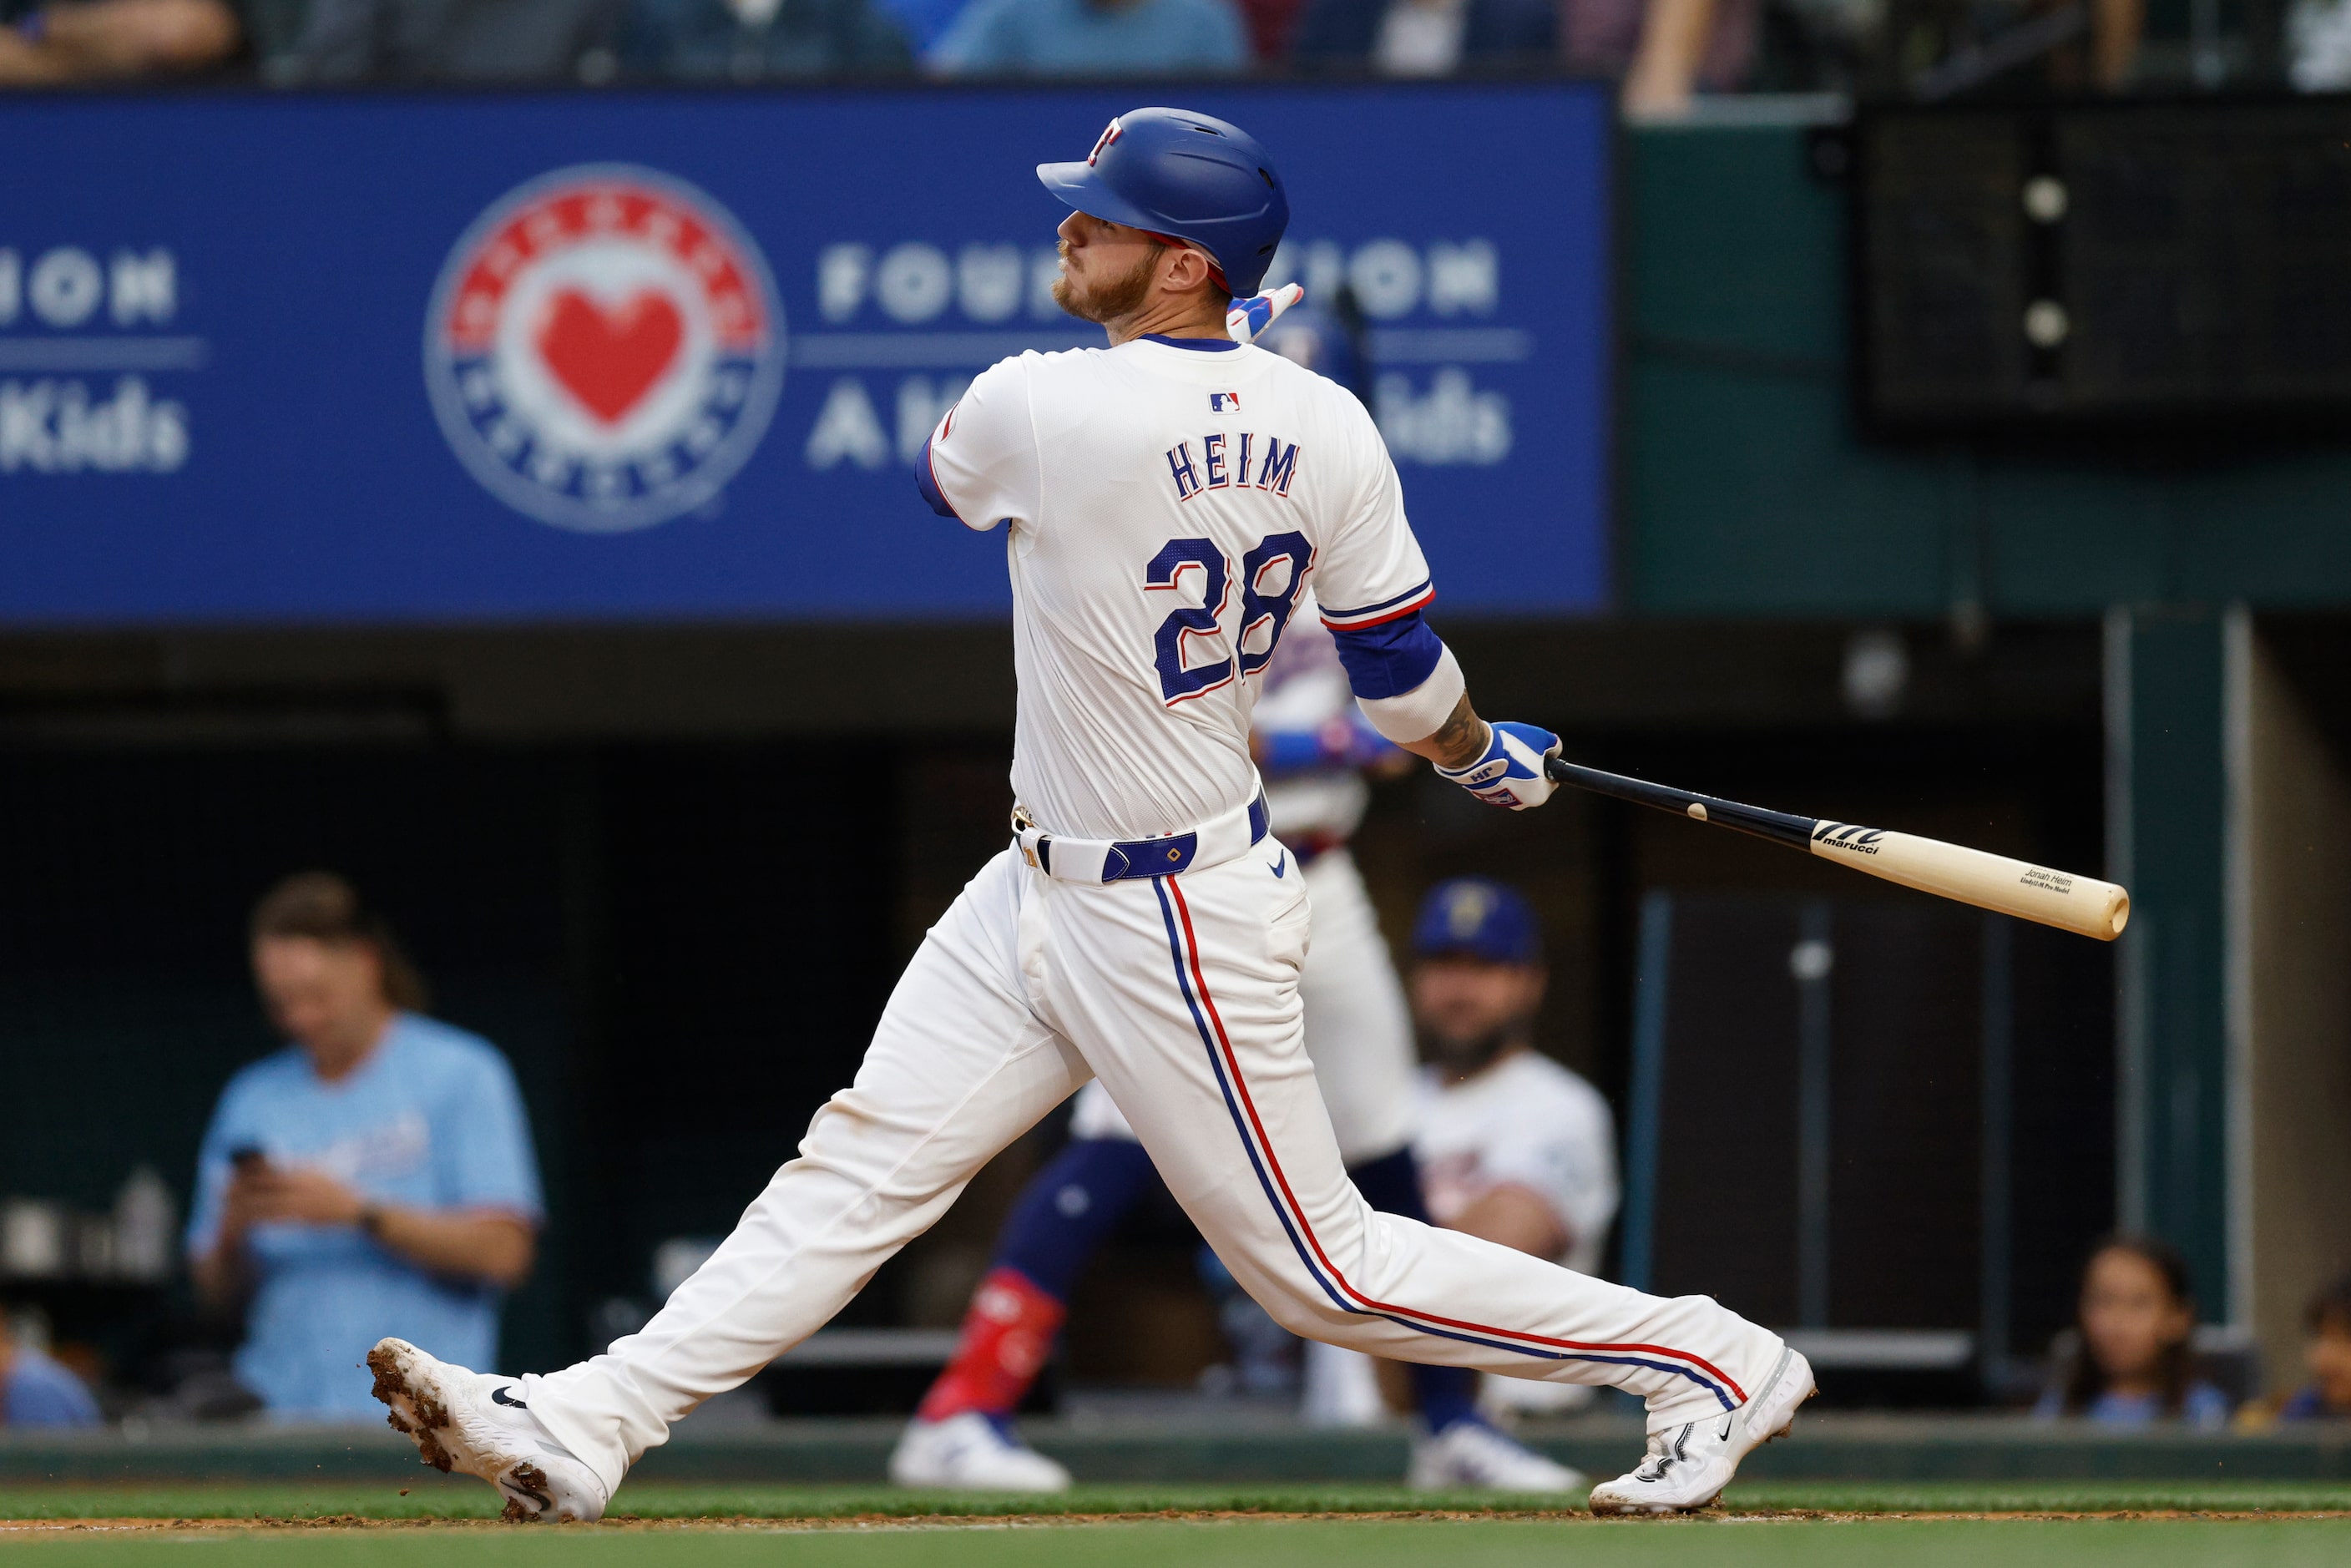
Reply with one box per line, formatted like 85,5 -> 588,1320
1163,245 -> 1214,296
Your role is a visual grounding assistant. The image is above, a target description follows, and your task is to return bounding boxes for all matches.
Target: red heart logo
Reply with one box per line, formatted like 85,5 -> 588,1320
537,289 -> 684,425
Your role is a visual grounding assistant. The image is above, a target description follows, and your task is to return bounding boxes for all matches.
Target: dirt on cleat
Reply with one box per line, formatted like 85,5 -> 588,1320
367,1343 -> 456,1476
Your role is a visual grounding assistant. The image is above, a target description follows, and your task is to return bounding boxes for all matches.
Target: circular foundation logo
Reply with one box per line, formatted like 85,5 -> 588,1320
425,165 -> 785,533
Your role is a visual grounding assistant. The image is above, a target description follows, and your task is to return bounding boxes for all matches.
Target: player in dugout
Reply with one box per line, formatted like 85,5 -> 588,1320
889,609 -> 1582,1495
367,105 -> 1812,1521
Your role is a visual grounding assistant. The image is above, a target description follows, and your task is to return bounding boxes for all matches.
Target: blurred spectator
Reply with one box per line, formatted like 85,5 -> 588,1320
927,0 -> 1246,75
1289,0 -> 1554,74
0,1316 -> 99,1429
1598,0 -> 1760,113
187,873 -> 543,1421
619,0 -> 909,78
1230,0 -> 1303,54
0,0 -> 240,83
2258,1274 -> 2351,1423
271,0 -> 623,82
869,0 -> 965,50
1287,0 -> 1755,102
2035,1236 -> 2230,1428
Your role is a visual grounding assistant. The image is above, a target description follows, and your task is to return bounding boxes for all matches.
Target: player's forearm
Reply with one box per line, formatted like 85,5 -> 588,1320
1396,692 -> 1491,770
366,1206 -> 538,1289
1335,620 -> 1555,806
190,1234 -> 253,1308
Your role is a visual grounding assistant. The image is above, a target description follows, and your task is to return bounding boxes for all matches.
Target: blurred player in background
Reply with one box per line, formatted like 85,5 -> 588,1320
890,603 -> 1582,1494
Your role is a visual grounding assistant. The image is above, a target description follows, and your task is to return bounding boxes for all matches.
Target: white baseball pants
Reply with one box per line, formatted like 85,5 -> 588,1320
1068,846 -> 1418,1166
524,843 -> 1783,1495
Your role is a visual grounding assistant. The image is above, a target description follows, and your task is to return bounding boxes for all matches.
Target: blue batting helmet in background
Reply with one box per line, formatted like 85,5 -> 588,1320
1037,107 -> 1290,297
1412,879 -> 1543,967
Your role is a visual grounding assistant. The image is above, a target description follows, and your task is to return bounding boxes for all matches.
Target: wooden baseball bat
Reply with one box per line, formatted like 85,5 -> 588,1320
1541,755 -> 2130,941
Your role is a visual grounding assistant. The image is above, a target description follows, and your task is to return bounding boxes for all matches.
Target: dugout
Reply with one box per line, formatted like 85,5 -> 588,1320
7,93 -> 2351,1419
0,612 -> 2121,1402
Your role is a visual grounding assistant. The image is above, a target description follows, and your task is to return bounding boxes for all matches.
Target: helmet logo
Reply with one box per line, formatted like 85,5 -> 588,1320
1087,119 -> 1124,166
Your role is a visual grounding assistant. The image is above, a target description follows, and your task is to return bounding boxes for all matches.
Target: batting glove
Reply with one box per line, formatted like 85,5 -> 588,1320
1226,282 -> 1306,345
1434,721 -> 1561,810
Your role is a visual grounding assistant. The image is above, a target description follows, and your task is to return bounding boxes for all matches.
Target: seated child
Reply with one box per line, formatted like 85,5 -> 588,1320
2275,1274 -> 2351,1422
2035,1235 -> 2231,1428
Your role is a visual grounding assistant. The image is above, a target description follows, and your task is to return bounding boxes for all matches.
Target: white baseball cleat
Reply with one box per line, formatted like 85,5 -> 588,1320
1587,1345 -> 1815,1515
1408,1415 -> 1587,1492
888,1412 -> 1074,1491
366,1337 -> 609,1523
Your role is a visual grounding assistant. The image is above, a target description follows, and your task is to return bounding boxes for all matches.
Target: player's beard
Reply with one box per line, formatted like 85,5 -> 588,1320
1419,1019 -> 1534,1078
1053,242 -> 1163,325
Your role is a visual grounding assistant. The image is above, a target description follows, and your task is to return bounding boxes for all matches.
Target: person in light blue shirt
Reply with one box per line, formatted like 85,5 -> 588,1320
928,0 -> 1247,76
0,1319 -> 99,1429
188,873 -> 543,1422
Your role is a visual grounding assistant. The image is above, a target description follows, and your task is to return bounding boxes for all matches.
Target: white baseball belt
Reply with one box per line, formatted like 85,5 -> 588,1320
1012,790 -> 1271,885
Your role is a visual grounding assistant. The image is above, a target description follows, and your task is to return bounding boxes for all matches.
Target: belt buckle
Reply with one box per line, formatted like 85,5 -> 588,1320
1011,805 -> 1042,869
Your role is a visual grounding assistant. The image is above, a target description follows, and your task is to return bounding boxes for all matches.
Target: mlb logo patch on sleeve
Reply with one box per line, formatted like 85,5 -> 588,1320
1210,392 -> 1241,412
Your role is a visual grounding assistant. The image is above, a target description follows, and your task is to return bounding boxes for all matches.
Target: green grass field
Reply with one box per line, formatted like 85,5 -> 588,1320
3,1481 -> 2351,1565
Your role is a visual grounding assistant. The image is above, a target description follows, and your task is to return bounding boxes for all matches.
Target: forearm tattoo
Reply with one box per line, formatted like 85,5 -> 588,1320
1425,695 -> 1488,769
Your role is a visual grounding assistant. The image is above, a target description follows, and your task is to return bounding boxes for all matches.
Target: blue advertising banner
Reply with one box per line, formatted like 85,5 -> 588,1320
0,83 -> 1611,624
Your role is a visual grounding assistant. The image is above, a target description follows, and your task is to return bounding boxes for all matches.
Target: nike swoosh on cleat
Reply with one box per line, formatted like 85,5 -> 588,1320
1268,853 -> 1286,877
491,1386 -> 528,1409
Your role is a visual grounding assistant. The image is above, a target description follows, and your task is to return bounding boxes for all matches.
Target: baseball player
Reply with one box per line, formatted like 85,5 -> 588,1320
367,105 -> 1813,1521
887,608 -> 1581,1494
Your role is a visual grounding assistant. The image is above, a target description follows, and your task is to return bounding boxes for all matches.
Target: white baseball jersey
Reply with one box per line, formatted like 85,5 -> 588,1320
1414,1050 -> 1620,1277
922,336 -> 1438,841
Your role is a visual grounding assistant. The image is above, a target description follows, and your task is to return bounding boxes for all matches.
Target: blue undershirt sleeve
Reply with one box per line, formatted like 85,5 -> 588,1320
1330,609 -> 1445,701
913,433 -> 959,520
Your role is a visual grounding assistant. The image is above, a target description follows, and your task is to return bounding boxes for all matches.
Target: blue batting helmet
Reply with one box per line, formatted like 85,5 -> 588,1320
1036,108 -> 1290,297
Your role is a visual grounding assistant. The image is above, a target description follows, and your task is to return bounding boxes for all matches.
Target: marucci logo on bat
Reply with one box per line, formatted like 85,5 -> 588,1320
1810,822 -> 1885,856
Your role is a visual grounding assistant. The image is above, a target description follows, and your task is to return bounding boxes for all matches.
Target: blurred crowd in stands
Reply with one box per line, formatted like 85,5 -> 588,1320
5,0 -> 2351,110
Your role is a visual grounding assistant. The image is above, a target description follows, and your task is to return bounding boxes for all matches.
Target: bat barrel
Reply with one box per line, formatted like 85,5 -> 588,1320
1811,826 -> 2131,942
1540,752 -> 2129,942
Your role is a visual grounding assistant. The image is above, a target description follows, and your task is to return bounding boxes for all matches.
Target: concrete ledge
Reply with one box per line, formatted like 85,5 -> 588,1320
5,1414 -> 2350,1485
